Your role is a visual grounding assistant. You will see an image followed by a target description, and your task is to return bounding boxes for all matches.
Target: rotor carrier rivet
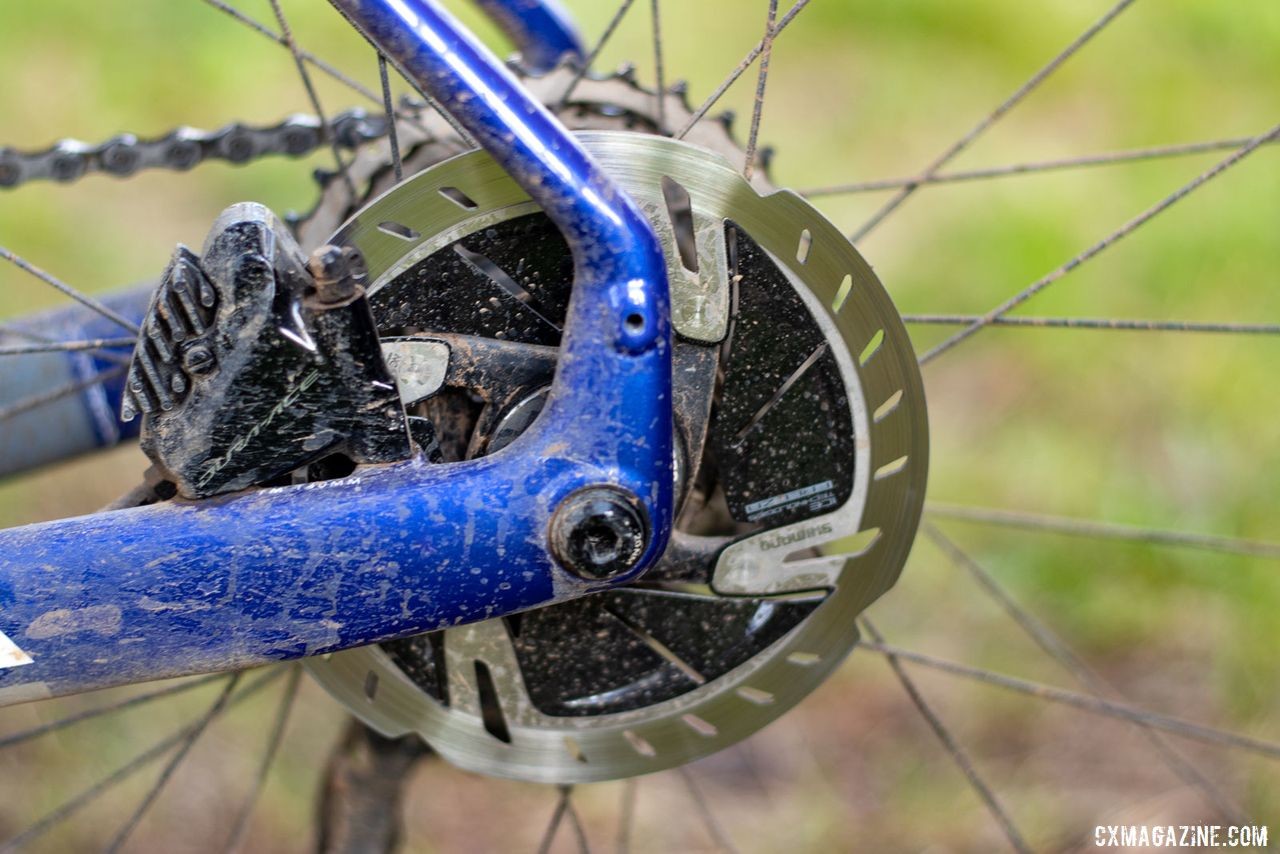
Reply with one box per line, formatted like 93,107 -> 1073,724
307,244 -> 366,306
549,486 -> 650,581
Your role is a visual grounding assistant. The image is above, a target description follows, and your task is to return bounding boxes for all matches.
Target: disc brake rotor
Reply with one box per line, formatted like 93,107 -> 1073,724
306,129 -> 927,784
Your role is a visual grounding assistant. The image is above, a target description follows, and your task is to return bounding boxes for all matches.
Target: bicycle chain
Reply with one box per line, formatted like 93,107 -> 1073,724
0,107 -> 403,189
0,66 -> 758,196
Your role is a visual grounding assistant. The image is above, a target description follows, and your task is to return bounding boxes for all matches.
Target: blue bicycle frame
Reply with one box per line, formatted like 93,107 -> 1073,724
0,0 -> 674,704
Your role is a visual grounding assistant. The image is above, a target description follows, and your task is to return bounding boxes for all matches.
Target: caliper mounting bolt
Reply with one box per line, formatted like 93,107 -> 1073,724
307,244 -> 367,307
550,486 -> 649,580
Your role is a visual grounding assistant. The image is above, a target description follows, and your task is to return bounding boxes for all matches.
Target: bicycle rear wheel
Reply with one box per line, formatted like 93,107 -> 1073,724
1,1 -> 1277,851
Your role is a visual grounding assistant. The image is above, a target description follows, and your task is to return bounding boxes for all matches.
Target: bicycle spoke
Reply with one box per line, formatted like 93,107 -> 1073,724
104,674 -> 245,853
927,503 -> 1280,560
616,779 -> 638,854
0,246 -> 139,335
677,767 -> 738,853
858,640 -> 1280,761
566,788 -> 592,854
196,0 -> 432,137
0,364 -> 127,425
0,669 -> 279,853
538,785 -> 574,854
378,53 -> 404,184
804,135 -> 1280,196
198,0 -> 378,107
732,340 -> 827,445
650,0 -> 666,130
267,0 -> 357,201
860,618 -> 1031,854
0,325 -> 132,365
222,665 -> 302,853
0,337 -> 137,357
849,0 -> 1139,243
904,314 -> 1280,336
557,0 -> 639,109
920,121 -> 1280,365
0,322 -> 49,344
923,523 -> 1247,824
0,324 -> 131,364
742,0 -> 779,180
674,0 -> 810,141
0,673 -> 227,751
0,2 -> 1271,848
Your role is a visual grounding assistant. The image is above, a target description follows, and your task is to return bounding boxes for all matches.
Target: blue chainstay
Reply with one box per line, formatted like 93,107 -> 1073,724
0,0 -> 674,703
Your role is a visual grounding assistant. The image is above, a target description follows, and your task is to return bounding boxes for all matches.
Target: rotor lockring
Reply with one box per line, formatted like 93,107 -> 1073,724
549,486 -> 650,580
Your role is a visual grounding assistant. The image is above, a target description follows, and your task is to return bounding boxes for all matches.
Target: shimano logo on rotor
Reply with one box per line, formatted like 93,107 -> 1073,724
756,521 -> 835,552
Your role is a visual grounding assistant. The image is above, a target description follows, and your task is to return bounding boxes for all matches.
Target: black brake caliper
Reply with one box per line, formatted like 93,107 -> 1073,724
122,203 -> 412,498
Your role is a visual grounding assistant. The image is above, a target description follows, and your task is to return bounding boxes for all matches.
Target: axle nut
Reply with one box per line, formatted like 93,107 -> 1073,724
550,487 -> 649,580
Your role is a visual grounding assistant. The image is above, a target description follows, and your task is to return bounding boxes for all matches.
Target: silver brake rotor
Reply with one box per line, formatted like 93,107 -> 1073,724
305,128 -> 928,784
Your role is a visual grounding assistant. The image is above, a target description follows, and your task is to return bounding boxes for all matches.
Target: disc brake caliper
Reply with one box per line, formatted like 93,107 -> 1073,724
122,203 -> 412,498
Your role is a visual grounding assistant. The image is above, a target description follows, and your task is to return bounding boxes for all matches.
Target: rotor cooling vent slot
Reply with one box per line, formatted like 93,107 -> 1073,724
736,686 -> 775,705
874,455 -> 909,481
564,736 -> 588,764
682,714 -> 718,737
859,329 -> 885,365
832,273 -> 853,312
873,389 -> 904,423
381,632 -> 450,705
796,229 -> 812,264
377,221 -> 420,241
710,221 -> 855,529
660,176 -> 700,274
438,185 -> 478,210
474,660 -> 512,744
782,526 -> 881,566
623,730 -> 656,758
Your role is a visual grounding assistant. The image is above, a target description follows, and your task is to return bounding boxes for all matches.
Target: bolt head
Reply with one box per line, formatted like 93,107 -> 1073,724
550,487 -> 649,581
307,244 -> 366,305
181,342 -> 216,376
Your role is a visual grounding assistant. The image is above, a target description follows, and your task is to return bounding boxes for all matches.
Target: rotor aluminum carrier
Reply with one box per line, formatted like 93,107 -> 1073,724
306,132 -> 928,783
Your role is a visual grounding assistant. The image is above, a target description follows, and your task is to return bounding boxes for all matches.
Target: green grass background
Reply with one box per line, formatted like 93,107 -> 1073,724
0,0 -> 1277,850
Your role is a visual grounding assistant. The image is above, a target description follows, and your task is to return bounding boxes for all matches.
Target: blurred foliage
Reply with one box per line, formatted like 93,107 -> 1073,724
0,0 -> 1277,850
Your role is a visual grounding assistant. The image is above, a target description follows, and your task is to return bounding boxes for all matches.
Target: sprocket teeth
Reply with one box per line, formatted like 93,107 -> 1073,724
398,94 -> 426,114
615,61 -> 638,82
543,53 -> 581,79
503,54 -> 543,78
312,167 -> 337,189
759,145 -> 777,173
718,109 -> 737,132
